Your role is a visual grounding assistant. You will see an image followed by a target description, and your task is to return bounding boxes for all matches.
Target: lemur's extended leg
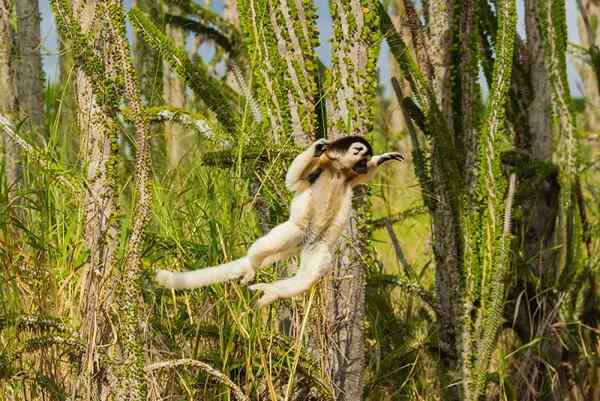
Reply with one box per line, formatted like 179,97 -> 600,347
249,242 -> 332,307
156,222 -> 302,289
155,244 -> 300,290
350,152 -> 404,187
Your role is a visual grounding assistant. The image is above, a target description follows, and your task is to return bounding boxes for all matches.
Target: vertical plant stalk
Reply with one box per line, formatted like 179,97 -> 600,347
381,4 -> 463,396
15,0 -> 44,131
525,0 -> 553,159
453,0 -> 481,194
539,0 -> 581,291
51,0 -> 122,398
0,0 -> 21,190
575,0 -> 600,131
163,1 -> 187,168
106,1 -> 151,400
462,0 -> 516,399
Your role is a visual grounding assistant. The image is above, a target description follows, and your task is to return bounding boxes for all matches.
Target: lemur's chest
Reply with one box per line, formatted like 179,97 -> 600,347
289,169 -> 353,232
310,173 -> 347,210
306,171 -> 352,231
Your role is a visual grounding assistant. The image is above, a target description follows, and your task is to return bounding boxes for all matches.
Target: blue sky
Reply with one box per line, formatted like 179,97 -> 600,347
39,0 -> 584,95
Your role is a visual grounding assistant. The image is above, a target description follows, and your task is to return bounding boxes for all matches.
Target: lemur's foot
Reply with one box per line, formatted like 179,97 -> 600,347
248,283 -> 279,307
240,269 -> 256,285
156,269 -> 175,288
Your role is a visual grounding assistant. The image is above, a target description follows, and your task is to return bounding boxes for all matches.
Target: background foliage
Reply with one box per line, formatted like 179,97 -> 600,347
0,1 -> 599,401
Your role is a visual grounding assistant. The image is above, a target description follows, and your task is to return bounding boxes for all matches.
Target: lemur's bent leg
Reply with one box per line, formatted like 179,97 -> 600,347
260,246 -> 301,267
244,221 -> 304,283
249,243 -> 332,307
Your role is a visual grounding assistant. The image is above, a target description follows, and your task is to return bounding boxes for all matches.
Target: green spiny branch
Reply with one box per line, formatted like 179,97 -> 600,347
129,6 -> 240,132
106,1 -> 151,400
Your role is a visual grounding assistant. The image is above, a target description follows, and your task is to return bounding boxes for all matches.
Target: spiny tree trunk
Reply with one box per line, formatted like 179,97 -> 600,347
576,0 -> 600,132
163,2 -> 187,168
52,0 -> 121,399
510,1 -> 580,399
324,2 -> 380,400
107,1 -> 152,398
0,0 -> 21,190
15,0 -> 44,131
525,0 -> 553,160
72,5 -> 119,397
427,1 -> 463,394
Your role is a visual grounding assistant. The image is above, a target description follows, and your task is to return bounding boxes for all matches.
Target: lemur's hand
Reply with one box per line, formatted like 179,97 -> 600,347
377,152 -> 404,166
312,138 -> 329,157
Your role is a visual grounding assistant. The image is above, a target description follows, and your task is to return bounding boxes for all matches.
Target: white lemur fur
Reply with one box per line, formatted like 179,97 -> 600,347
156,136 -> 403,307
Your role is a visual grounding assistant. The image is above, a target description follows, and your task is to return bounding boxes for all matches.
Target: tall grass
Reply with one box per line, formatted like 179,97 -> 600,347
2,75 -> 599,400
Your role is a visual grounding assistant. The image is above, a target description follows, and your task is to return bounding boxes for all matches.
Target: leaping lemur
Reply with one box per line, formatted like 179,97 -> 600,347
156,136 -> 404,306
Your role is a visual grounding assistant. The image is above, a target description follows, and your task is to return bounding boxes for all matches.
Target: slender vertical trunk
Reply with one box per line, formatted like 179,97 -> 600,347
0,0 -> 21,189
15,0 -> 44,131
525,0 -> 553,160
508,2 -> 570,400
163,2 -> 187,168
426,3 -> 462,397
325,2 -> 380,399
52,0 -> 120,399
576,0 -> 600,132
57,15 -> 78,150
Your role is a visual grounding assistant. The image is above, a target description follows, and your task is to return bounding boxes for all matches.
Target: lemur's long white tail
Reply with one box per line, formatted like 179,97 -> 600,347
156,257 -> 250,289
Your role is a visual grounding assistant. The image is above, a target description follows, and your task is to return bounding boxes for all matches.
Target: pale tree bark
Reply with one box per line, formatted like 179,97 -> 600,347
427,0 -> 453,126
163,2 -> 187,168
424,2 -> 463,393
223,0 -> 240,90
223,0 -> 238,27
525,0 -> 553,160
385,1 -> 410,136
576,0 -> 600,132
53,0 -> 120,399
0,0 -> 21,189
15,0 -> 44,131
508,1 -> 569,400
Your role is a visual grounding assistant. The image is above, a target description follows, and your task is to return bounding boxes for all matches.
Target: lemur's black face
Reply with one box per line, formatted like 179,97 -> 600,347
326,136 -> 373,174
347,142 -> 371,174
353,159 -> 368,174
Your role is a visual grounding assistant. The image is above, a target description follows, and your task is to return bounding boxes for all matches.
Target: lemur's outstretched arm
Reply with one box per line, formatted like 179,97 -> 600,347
285,139 -> 327,192
350,152 -> 404,187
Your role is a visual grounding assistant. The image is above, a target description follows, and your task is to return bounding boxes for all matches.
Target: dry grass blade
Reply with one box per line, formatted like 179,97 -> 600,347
144,359 -> 249,401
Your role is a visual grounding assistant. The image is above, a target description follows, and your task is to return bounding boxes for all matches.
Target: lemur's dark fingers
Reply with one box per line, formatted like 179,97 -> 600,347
313,138 -> 329,156
377,153 -> 404,165
390,153 -> 404,161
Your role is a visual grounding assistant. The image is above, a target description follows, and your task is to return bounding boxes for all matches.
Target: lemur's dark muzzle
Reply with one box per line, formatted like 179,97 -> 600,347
353,159 -> 368,174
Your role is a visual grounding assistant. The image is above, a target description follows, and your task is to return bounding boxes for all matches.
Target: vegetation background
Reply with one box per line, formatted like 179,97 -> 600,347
0,0 -> 598,400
